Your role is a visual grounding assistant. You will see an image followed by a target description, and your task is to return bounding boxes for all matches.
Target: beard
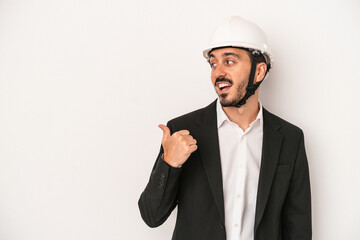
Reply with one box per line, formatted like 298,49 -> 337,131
215,77 -> 248,107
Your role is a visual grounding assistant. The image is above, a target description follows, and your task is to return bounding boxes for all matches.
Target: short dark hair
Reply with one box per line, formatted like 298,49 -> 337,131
241,49 -> 266,66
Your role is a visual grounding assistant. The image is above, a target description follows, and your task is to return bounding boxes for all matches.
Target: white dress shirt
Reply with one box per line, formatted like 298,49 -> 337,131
216,98 -> 263,240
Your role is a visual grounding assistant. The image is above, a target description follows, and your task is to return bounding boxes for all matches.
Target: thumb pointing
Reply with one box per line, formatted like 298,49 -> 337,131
158,124 -> 170,141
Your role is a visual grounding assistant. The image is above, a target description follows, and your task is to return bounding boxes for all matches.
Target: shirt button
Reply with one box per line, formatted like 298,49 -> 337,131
234,224 -> 238,227
239,163 -> 243,168
237,194 -> 241,198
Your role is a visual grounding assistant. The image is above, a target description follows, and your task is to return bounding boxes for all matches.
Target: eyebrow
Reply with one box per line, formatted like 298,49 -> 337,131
209,52 -> 241,59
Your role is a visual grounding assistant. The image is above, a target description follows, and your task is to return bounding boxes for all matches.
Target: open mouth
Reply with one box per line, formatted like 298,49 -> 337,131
217,82 -> 232,92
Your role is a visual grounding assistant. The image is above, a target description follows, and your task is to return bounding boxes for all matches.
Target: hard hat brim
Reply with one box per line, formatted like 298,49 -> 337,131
203,43 -> 274,69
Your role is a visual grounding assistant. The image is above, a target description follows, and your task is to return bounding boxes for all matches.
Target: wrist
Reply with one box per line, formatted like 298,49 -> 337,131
161,153 -> 182,168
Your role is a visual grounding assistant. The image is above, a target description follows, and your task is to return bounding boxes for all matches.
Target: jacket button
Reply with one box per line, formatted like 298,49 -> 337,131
221,225 -> 225,231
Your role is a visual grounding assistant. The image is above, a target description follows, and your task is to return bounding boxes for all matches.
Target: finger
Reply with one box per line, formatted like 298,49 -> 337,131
179,135 -> 193,140
176,130 -> 190,135
182,137 -> 196,145
158,124 -> 170,141
187,139 -> 197,146
189,144 -> 198,152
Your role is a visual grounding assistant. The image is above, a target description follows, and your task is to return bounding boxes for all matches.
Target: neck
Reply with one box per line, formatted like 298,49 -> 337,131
221,90 -> 260,131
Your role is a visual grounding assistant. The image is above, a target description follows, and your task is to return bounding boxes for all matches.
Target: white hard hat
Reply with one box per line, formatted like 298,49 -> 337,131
203,16 -> 274,68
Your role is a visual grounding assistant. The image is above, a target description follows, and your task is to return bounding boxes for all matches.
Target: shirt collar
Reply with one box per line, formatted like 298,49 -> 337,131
216,98 -> 263,129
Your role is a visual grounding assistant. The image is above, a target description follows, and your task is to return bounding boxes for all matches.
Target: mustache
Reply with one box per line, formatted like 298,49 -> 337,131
215,77 -> 233,86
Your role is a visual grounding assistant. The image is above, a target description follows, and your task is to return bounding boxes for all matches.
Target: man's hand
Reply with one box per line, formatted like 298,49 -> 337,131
158,124 -> 198,168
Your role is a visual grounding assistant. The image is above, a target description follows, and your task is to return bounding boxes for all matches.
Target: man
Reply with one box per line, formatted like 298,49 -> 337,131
138,16 -> 312,240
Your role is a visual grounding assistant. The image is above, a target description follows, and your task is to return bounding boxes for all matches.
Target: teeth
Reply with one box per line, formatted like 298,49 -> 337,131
218,83 -> 230,89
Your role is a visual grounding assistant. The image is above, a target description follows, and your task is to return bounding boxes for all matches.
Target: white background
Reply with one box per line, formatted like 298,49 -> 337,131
0,0 -> 359,239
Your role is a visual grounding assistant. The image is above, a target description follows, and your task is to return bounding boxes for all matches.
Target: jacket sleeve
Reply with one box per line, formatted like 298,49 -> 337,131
281,130 -> 312,239
138,122 -> 182,228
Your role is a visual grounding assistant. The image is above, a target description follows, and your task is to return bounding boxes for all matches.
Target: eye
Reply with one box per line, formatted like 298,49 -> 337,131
209,61 -> 217,68
226,60 -> 234,65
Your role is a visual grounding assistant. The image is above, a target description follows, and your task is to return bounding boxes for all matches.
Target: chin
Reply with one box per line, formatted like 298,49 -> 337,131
219,96 -> 237,107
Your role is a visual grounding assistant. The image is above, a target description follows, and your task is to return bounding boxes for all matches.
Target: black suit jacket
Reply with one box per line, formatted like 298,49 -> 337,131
139,99 -> 312,240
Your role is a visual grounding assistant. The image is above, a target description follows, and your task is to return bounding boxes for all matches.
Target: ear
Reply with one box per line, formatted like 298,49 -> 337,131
254,62 -> 267,83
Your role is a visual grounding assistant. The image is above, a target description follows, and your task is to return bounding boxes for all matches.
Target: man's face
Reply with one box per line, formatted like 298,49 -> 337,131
209,47 -> 252,107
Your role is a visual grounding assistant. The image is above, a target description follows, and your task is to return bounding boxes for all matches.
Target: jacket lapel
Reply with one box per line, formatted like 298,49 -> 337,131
254,107 -> 283,231
196,99 -> 225,225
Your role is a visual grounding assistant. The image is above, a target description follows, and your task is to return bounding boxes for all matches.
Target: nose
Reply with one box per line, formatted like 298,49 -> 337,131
212,63 -> 227,79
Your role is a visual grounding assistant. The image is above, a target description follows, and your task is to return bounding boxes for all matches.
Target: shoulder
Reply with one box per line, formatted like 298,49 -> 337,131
166,100 -> 217,132
263,107 -> 304,139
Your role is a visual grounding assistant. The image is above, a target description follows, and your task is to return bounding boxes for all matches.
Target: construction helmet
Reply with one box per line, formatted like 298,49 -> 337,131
203,16 -> 274,69
203,16 -> 274,107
